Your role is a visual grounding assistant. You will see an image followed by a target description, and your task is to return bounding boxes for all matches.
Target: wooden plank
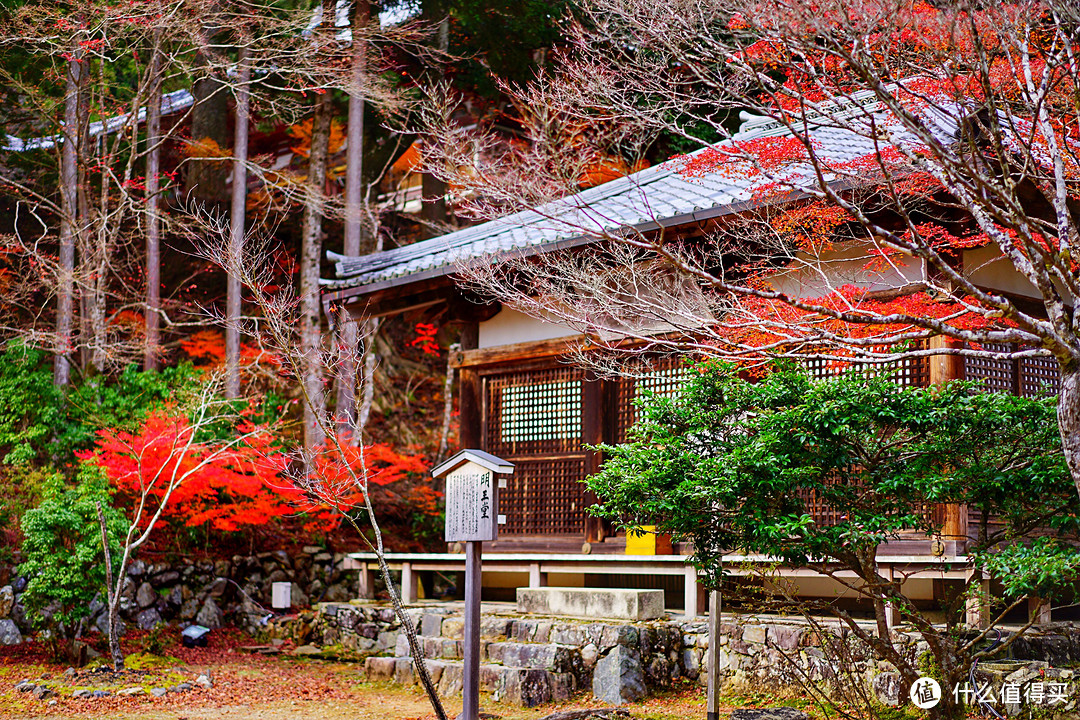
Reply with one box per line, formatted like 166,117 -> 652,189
459,368 -> 481,450
453,336 -> 583,369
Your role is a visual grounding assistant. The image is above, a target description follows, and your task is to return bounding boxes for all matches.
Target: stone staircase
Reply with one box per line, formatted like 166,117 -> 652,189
363,611 -> 680,707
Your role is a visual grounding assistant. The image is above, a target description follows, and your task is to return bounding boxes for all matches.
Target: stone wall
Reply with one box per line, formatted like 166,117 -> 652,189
0,547 -> 357,645
314,602 -> 1080,717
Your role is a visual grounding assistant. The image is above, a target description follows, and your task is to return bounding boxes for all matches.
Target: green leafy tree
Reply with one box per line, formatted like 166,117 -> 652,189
0,340 -> 202,467
18,464 -> 127,656
589,364 -> 1080,719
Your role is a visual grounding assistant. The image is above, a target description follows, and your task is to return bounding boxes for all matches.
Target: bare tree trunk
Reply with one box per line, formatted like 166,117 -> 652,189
435,342 -> 459,464
186,51 -> 229,204
1058,361 -> 1080,502
356,319 -> 378,434
55,51 -> 82,386
144,34 -> 163,371
88,128 -> 108,374
335,2 -> 369,442
300,88 -> 332,451
225,46 -> 251,400
419,15 -> 450,239
95,501 -> 123,671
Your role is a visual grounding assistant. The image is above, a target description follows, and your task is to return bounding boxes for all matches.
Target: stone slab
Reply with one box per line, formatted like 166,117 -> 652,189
730,709 -> 809,720
517,587 -> 664,621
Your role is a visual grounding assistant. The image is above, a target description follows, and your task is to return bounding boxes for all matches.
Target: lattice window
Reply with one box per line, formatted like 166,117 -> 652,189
498,457 -> 587,535
797,475 -> 944,527
483,365 -> 590,536
501,381 -> 581,442
963,343 -> 1015,393
614,362 -> 688,444
1019,356 -> 1060,397
802,344 -> 930,387
963,344 -> 1061,397
485,366 -> 585,456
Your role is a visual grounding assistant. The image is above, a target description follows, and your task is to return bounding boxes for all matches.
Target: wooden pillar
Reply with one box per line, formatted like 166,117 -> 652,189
684,565 -> 699,619
881,563 -> 899,630
965,571 -> 990,629
461,541 -> 482,720
1029,596 -> 1052,625
929,336 -> 969,555
401,562 -> 417,604
706,588 -> 723,720
582,374 -> 605,544
358,564 -> 375,600
457,323 -> 481,450
528,563 -> 547,588
943,502 -> 968,555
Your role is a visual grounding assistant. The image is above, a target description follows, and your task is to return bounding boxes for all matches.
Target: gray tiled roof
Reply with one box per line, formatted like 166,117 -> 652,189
3,89 -> 195,152
323,90 -> 942,293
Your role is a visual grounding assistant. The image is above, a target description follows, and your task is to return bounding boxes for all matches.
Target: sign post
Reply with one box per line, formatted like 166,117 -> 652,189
432,450 -> 513,720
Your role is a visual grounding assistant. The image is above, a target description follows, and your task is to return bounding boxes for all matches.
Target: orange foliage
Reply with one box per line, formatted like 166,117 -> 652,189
578,155 -> 650,188
301,439 -> 433,531
80,412 -> 296,533
81,413 -> 436,536
184,137 -> 231,161
288,118 -> 347,159
718,287 -> 1008,361
180,330 -> 280,369
768,201 -> 849,254
409,323 -> 441,357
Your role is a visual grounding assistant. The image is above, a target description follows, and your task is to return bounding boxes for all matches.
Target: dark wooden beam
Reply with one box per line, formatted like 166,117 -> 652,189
452,335 -> 585,369
458,321 -> 481,450
582,372 -> 605,544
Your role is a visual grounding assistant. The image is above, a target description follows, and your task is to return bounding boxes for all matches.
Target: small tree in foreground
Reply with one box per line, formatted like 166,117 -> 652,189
80,375 -> 281,671
19,466 -> 126,661
589,364 -> 1080,719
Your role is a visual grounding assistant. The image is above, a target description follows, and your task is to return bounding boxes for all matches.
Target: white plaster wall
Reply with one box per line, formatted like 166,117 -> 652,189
478,307 -> 580,349
769,242 -> 925,299
765,575 -> 933,601
963,245 -> 1042,299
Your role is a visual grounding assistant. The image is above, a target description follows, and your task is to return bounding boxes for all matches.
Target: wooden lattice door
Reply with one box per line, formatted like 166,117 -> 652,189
482,365 -> 589,535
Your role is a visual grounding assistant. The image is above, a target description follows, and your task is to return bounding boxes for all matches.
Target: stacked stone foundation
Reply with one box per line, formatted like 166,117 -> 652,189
316,602 -> 1080,716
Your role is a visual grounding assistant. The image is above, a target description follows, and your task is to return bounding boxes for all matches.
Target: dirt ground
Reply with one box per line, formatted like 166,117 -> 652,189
0,633 -> 810,720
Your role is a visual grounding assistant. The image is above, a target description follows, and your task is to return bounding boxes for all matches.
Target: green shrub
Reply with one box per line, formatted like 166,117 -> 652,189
0,340 -> 202,467
0,342 -> 66,465
18,464 -> 127,640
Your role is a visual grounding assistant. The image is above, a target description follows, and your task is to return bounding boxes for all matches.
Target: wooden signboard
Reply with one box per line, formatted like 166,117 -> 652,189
431,450 -> 512,720
444,461 -> 498,542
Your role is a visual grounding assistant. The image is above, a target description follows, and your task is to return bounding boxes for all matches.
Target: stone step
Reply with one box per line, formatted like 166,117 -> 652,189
364,656 -> 579,707
518,588 -> 665,621
393,634 -> 585,670
412,613 -> 652,648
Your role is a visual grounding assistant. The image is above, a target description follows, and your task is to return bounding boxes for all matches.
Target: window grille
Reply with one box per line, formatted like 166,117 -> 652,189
797,475 -> 945,527
963,343 -> 1015,393
483,365 -> 589,535
500,381 -> 581,443
963,344 -> 1060,398
485,366 -> 585,457
498,458 -> 588,535
1019,356 -> 1060,397
614,361 -> 688,444
802,342 -> 931,387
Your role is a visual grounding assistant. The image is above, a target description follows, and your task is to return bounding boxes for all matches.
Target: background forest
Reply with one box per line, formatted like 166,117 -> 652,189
0,0 -> 578,569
